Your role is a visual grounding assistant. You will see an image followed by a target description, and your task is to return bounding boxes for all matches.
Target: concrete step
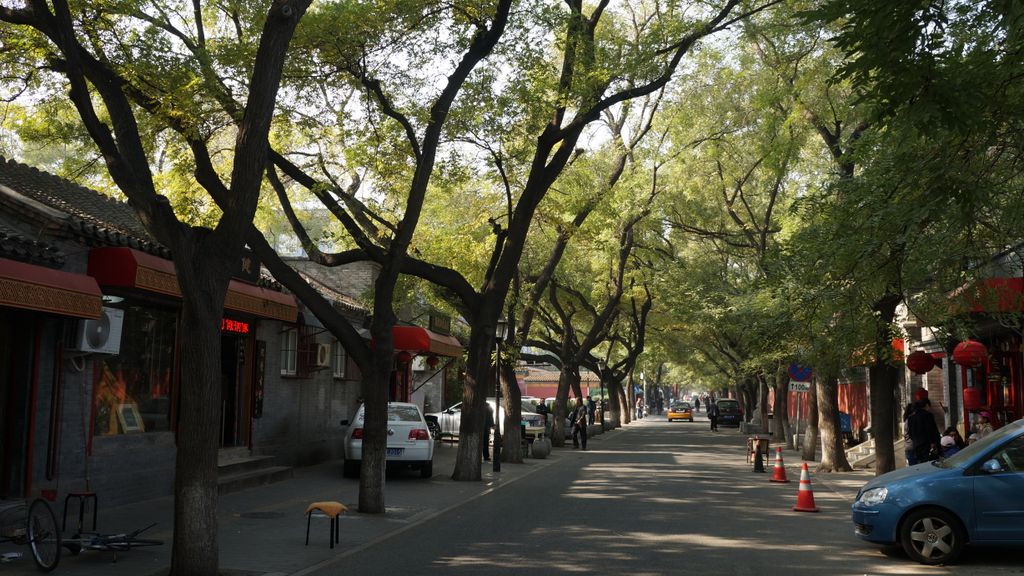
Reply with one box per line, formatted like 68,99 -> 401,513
847,438 -> 905,469
217,466 -> 294,495
217,455 -> 279,477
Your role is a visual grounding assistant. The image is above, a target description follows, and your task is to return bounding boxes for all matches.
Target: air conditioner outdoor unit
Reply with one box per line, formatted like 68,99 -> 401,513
315,343 -> 332,368
71,307 -> 124,355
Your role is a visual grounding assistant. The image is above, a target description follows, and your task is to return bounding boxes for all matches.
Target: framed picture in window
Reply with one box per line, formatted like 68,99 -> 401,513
117,403 -> 145,433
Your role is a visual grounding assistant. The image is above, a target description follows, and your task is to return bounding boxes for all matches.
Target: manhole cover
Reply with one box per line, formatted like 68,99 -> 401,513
238,511 -> 286,519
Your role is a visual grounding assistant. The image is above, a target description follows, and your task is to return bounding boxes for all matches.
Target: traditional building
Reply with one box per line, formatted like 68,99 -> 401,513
0,157 -> 368,505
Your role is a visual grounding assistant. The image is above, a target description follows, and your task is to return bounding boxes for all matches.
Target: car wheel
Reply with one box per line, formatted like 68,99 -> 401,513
420,460 -> 433,478
899,507 -> 965,565
343,458 -> 360,478
689,417 -> 694,422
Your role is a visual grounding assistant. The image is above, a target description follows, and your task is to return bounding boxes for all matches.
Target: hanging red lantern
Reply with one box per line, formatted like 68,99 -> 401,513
906,350 -> 936,374
962,387 -> 983,410
396,351 -> 413,365
426,355 -> 440,368
952,340 -> 987,368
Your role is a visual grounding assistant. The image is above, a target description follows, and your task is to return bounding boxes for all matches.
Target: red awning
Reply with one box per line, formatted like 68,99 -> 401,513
0,257 -> 102,319
390,326 -> 462,357
88,247 -> 297,322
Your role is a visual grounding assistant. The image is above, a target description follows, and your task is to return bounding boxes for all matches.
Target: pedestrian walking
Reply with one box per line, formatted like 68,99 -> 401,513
902,403 -> 918,466
483,405 -> 495,461
907,399 -> 941,463
587,396 -> 597,425
535,399 -> 550,435
572,399 -> 588,450
707,399 -> 720,432
635,396 -> 644,420
693,397 -> 700,412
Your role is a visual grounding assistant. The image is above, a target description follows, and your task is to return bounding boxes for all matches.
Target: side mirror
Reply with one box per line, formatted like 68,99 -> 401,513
981,459 -> 1004,474
445,409 -> 455,414
340,419 -> 349,427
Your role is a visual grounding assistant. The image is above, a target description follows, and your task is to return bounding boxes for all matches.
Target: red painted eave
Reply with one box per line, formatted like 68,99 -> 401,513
0,257 -> 102,319
385,326 -> 463,358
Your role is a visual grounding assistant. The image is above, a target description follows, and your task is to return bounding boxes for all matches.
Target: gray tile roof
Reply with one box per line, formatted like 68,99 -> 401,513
0,222 -> 65,266
0,156 -> 170,258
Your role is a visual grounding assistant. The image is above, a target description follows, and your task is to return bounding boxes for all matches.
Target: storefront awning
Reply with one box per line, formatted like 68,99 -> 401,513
390,326 -> 462,357
88,247 -> 297,322
0,257 -> 102,319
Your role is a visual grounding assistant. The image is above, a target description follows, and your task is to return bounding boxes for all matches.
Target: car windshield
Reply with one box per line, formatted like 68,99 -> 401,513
388,405 -> 422,422
718,400 -> 739,409
936,421 -> 1024,468
355,404 -> 423,422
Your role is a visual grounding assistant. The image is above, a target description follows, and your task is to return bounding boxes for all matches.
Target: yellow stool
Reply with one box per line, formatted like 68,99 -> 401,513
305,501 -> 347,549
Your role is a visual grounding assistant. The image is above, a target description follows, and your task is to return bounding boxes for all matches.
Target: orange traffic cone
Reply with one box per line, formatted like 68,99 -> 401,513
792,462 -> 819,512
770,447 -> 790,483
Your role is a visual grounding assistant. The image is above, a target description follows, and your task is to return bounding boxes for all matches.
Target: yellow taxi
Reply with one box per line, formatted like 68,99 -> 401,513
667,401 -> 693,422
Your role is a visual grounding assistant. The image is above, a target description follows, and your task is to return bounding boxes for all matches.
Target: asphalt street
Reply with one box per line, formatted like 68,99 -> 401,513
303,411 -> 1024,576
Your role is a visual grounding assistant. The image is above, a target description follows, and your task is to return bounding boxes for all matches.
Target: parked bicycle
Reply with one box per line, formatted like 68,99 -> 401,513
64,522 -> 162,562
0,498 -> 62,572
2,497 -> 163,571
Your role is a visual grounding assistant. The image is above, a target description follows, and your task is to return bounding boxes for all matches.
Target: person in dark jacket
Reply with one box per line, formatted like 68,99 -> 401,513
707,400 -> 720,432
483,405 -> 495,461
572,399 -> 588,450
907,399 -> 941,463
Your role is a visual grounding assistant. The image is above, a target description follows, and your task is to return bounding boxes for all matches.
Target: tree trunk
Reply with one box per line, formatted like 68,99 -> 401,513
452,327 -> 492,480
359,316 -> 395,513
171,269 -> 227,576
608,378 -> 622,429
816,375 -> 853,472
801,376 -> 819,461
869,293 -> 901,476
550,369 -> 580,447
772,368 -> 789,446
501,361 -> 523,463
758,374 -> 770,434
869,360 -> 899,475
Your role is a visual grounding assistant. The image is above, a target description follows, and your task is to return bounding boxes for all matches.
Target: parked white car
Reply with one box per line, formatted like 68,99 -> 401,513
427,398 -> 545,442
342,402 -> 434,479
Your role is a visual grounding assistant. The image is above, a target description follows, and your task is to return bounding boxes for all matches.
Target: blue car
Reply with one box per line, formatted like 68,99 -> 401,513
851,418 -> 1024,565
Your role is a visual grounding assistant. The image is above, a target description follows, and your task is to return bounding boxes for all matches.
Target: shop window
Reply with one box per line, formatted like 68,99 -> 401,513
282,325 -> 318,378
92,305 -> 176,436
333,341 -> 347,379
280,327 -> 298,376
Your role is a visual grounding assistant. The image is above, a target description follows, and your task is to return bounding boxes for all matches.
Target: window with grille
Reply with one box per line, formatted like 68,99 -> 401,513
280,327 -> 298,376
333,341 -> 347,378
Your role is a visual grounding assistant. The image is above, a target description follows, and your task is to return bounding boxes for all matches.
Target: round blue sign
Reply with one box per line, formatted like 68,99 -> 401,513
788,363 -> 812,381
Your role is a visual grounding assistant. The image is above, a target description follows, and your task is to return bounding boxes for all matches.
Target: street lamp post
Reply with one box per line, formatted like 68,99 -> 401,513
493,317 -> 508,473
597,360 -> 607,431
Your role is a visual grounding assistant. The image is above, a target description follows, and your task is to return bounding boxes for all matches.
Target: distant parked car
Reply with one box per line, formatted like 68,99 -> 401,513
851,418 -> 1024,565
716,399 -> 743,427
341,402 -> 434,479
427,399 -> 545,442
667,401 -> 693,422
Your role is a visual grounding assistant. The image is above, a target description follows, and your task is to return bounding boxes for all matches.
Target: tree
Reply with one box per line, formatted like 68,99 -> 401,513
271,0 -> 774,481
0,1 -> 308,572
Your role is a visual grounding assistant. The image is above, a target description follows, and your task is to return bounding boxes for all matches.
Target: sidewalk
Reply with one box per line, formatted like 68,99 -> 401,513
1,435 -> 580,576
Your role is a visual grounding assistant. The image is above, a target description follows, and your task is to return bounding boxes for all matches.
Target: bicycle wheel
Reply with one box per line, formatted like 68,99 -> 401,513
27,499 -> 61,572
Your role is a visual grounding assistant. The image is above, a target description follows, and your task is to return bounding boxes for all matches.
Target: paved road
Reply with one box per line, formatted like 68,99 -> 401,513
3,410 -> 1021,576
300,412 -> 1024,576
